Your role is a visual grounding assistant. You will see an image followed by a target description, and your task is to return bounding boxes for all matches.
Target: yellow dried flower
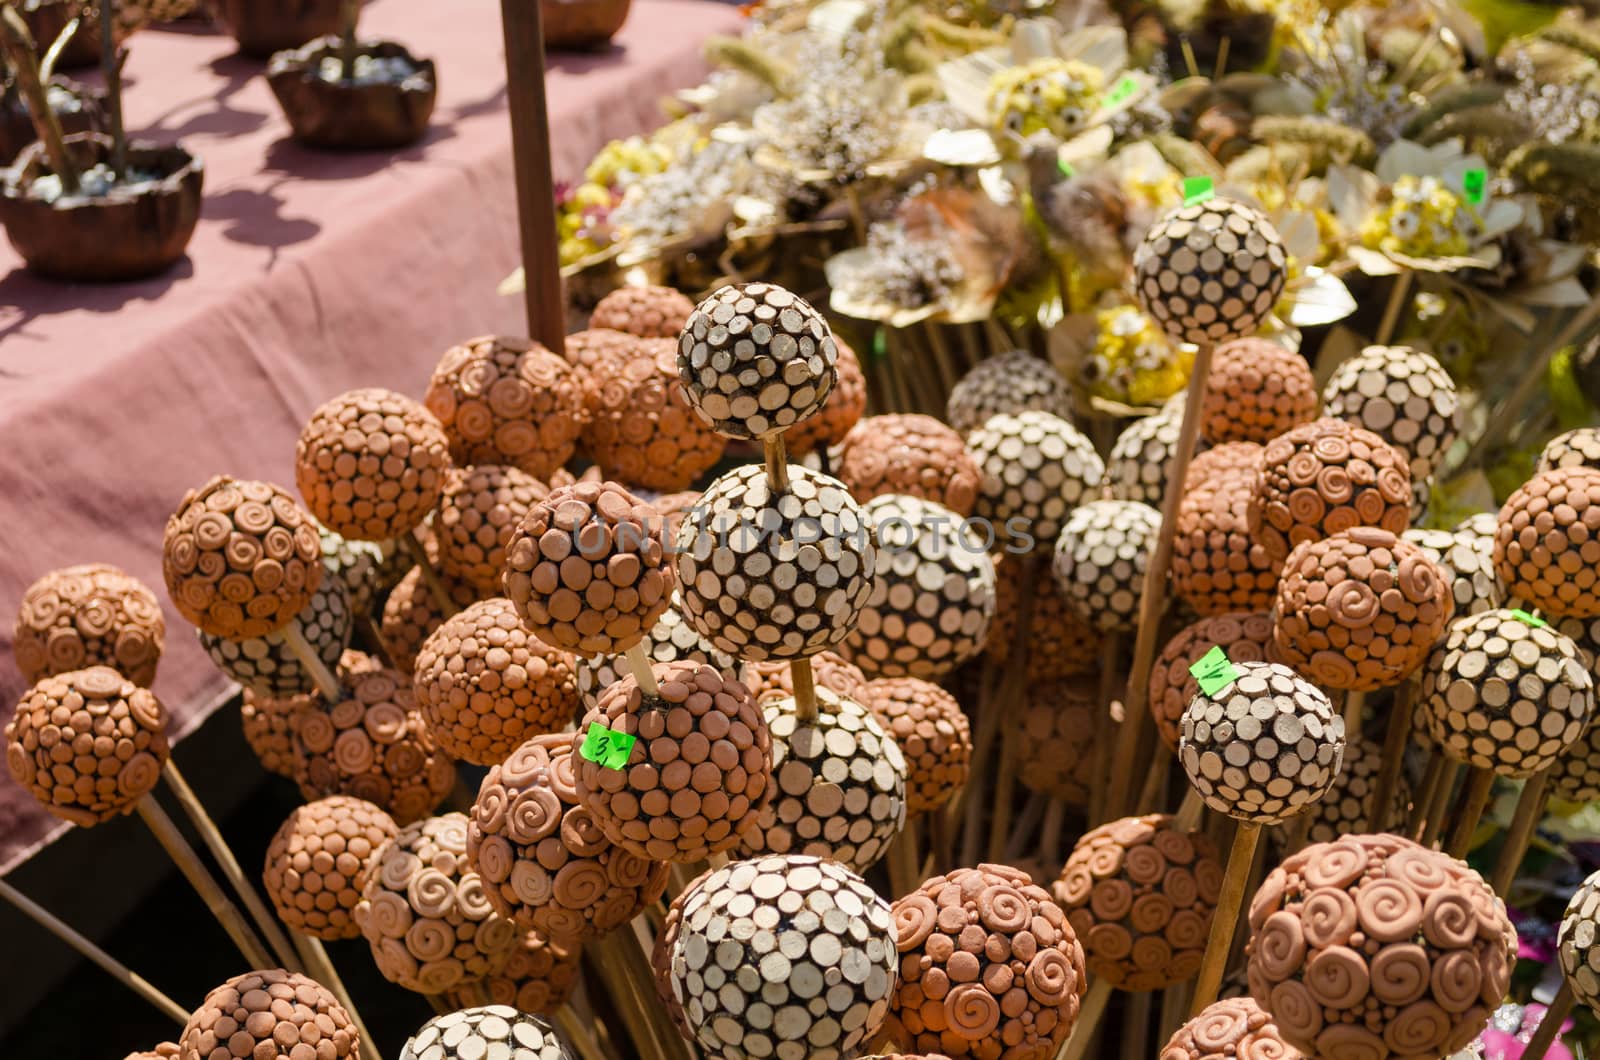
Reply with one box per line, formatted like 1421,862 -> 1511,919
1359,175 -> 1474,259
1086,306 -> 1193,406
988,58 -> 1105,140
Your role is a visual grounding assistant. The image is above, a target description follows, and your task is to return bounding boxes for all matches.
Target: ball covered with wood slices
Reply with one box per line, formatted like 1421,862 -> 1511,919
583,337 -> 727,492
887,864 -> 1088,1059
865,677 -> 971,817
1149,612 -> 1275,751
1495,467 -> 1600,618
1559,869 -> 1600,1014
1403,523 -> 1503,618
946,350 -> 1074,436
590,284 -> 695,338
967,411 -> 1104,550
13,564 -> 166,687
1160,998 -> 1303,1060
1173,468 -> 1283,616
1052,499 -> 1161,633
836,414 -> 982,516
262,795 -> 398,940
1552,717 -> 1600,803
502,481 -> 674,656
1106,396 -> 1187,506
1284,736 -> 1410,847
1323,345 -> 1460,486
1012,680 -> 1099,806
317,524 -> 388,615
424,335 -> 585,478
434,464 -> 553,595
400,1007 -> 576,1060
178,970 -> 357,1060
1201,338 -> 1318,445
200,576 -> 350,699
1133,197 -> 1288,347
1539,428 -> 1600,474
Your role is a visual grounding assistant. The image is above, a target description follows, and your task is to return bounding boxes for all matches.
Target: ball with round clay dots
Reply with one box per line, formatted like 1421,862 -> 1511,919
744,650 -> 869,705
1173,468 -> 1283,616
295,387 -> 453,542
1244,833 -> 1515,1059
502,480 -> 674,656
292,668 -> 455,825
1188,441 -> 1263,490
122,1045 -> 180,1060
201,576 -> 351,699
354,812 -> 519,994
178,969 -> 358,1060
413,597 -> 580,766
865,677 -> 971,817
1495,467 -> 1600,618
1106,395 -> 1187,506
1202,337 -> 1318,445
400,1006 -> 576,1060
946,350 -> 1074,436
836,414 -> 982,516
1053,814 -> 1225,991
787,335 -> 868,457
886,863 -> 1089,1059
1013,680 -> 1100,806
1276,735 -> 1409,848
13,564 -> 166,687
1160,997 -> 1304,1060
1404,523 -> 1502,618
435,465 -> 553,595
380,563 -> 484,676
1418,608 -> 1594,777
1323,344 -> 1460,484
444,928 -> 581,1015
466,733 -> 669,942
738,689 -> 906,872
1247,418 -> 1412,564
1273,527 -> 1451,691
668,855 -> 898,1060
590,284 -> 695,338
1178,660 -> 1345,823
1133,197 -> 1288,347
575,601 -> 733,710
163,476 -> 324,641
676,464 -> 876,662
1052,499 -> 1161,633
968,411 -> 1104,549
262,795 -> 398,940
424,336 -> 585,479
559,329 -> 635,416
5,666 -> 169,827
1539,428 -> 1600,474
1559,868 -> 1600,1014
582,337 -> 727,491
241,688 -> 313,779
1149,612 -> 1275,752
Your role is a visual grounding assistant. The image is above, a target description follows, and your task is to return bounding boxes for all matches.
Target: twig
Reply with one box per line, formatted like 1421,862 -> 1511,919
0,5 -> 79,192
99,0 -> 127,180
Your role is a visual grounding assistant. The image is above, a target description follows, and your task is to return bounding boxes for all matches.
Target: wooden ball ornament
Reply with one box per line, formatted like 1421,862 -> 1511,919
653,865 -> 712,1038
1149,612 -> 1275,751
1244,833 -> 1515,1059
178,969 -> 358,1060
787,335 -> 867,456
1539,427 -> 1600,474
1053,814 -> 1225,990
317,523 -> 389,615
668,855 -> 897,1060
424,335 -> 585,478
1013,680 -> 1099,805
1559,869 -> 1600,1013
968,411 -> 1105,550
1189,441 -> 1263,490
575,601 -> 734,709
13,563 -> 166,687
590,284 -> 695,338
1052,499 -> 1161,633
986,553 -> 1101,681
1201,338 -> 1318,445
413,597 -> 580,766
745,650 -> 869,705
163,476 -> 323,641
946,350 -> 1073,435
887,863 -> 1088,1058
400,1006 -> 576,1060
1495,467 -> 1600,618
435,465 -> 552,595
5,666 -> 169,826
1133,197 -> 1288,347
201,576 -> 351,699
865,677 -> 972,817
677,281 -> 838,439
1161,997 -> 1304,1060
354,812 -> 519,994
1173,468 -> 1283,615
1273,528 -> 1451,692
1107,395 -> 1187,506
443,928 -> 581,1014
837,413 -> 982,516
262,795 -> 398,940
1323,344 -> 1461,484
241,688 -> 312,779
1403,523 -> 1502,618
1552,716 -> 1600,802
1279,736 -> 1409,848
583,337 -> 727,491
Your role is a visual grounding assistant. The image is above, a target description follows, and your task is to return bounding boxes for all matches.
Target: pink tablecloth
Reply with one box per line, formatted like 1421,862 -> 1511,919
0,0 -> 741,872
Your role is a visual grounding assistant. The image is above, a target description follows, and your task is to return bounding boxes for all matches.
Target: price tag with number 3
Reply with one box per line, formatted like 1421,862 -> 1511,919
580,722 -> 637,770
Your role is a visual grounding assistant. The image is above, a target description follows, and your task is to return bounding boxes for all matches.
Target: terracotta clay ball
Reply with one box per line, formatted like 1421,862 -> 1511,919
583,337 -> 727,492
1284,736 -> 1410,848
123,1046 -> 180,1060
1403,524 -> 1502,618
466,733 -> 669,942
745,650 -> 870,705
1559,868 -> 1600,1012
1202,338 -> 1318,445
590,283 -> 694,338
1149,612 -> 1275,751
967,411 -> 1104,549
1539,428 -> 1600,474
559,329 -> 636,416
201,576 -> 351,699
676,464 -> 876,662
574,660 -> 771,863
1178,660 -> 1345,823
1106,396 -> 1187,506
1494,467 -> 1600,618
444,928 -> 581,1014
295,387 -> 452,542
575,602 -> 733,709
677,281 -> 838,439
13,563 -> 165,687
502,480 -> 674,655
1053,814 -> 1224,991
986,554 -> 1101,681
413,598 -> 580,766
1160,997 -> 1304,1060
1247,418 -> 1412,564
1173,468 -> 1283,616
1133,197 -> 1288,346
292,668 -> 455,825
5,666 -> 169,826
887,863 -> 1088,1059
837,413 -> 982,516
354,812 -> 519,994
163,476 -> 324,640
263,795 -> 399,940
1324,345 -> 1460,484
1244,833 -> 1516,1059
1013,681 -> 1099,806
400,1006 -> 575,1060
424,335 -> 585,478
946,350 -> 1074,436
669,855 -> 897,1060
1052,499 -> 1161,633
1190,442 -> 1264,490
650,489 -> 704,543
787,336 -> 867,457
381,564 -> 484,676
737,690 -> 907,873
1418,608 -> 1594,777
865,677 -> 972,817
178,969 -> 357,1060
435,465 -> 553,595
241,689 -> 313,779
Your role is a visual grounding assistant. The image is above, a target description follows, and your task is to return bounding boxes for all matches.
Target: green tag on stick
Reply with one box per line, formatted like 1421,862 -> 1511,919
871,329 -> 887,362
580,723 -> 637,770
1511,609 -> 1548,629
1103,74 -> 1139,109
1462,168 -> 1487,206
1182,176 -> 1215,206
1189,645 -> 1240,696
1057,158 -> 1075,178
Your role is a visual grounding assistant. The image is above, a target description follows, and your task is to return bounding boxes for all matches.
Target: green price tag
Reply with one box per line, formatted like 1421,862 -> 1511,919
579,723 -> 637,770
1511,609 -> 1548,629
1462,168 -> 1486,205
1057,158 -> 1075,178
1189,645 -> 1240,697
1102,74 -> 1139,109
1183,176 -> 1215,206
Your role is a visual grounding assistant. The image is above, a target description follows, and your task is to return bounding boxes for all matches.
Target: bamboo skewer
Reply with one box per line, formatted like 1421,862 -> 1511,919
588,926 -> 693,1060
553,1006 -> 615,1060
624,642 -> 660,697
986,560 -> 1041,862
1120,991 -> 1152,1060
1408,752 -> 1447,836
400,531 -> 455,615
1521,981 -> 1574,1060
1370,680 -> 1415,832
292,932 -> 383,1060
279,620 -> 343,703
1418,759 -> 1460,847
1189,821 -> 1262,1015
1491,767 -> 1553,897
1445,768 -> 1495,858
499,0 -> 565,354
1056,978 -> 1113,1060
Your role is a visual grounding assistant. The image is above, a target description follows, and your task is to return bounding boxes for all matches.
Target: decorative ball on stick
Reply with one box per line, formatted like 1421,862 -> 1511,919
946,349 -> 1074,435
400,1006 -> 577,1060
262,795 -> 398,940
836,413 -> 982,516
1172,467 -> 1283,615
1404,522 -> 1503,617
1552,716 -> 1600,803
1495,467 -> 1600,618
424,335 -> 585,478
317,523 -> 389,615
1539,427 -> 1600,474
744,650 -> 869,705
200,576 -> 351,699
1013,680 -> 1099,806
1052,499 -> 1162,632
1106,395 -> 1187,505
575,602 -> 733,709
561,328 -> 636,408
1323,344 -> 1461,486
13,563 -> 166,687
434,464 -> 553,595
178,970 -> 359,1060
582,338 -> 727,491
1559,869 -> 1600,1014
1149,612 -> 1274,751
1279,735 -> 1410,847
241,688 -> 312,779
1132,196 -> 1288,347
1201,337 -> 1318,445
1160,997 -> 1304,1060
590,284 -> 695,338
786,336 -> 867,457
443,929 -> 580,1014
864,677 -> 971,817
381,565 -> 484,675
967,411 -> 1104,549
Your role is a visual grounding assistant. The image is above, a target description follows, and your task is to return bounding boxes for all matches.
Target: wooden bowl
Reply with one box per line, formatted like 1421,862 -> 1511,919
542,0 -> 631,50
266,37 -> 436,149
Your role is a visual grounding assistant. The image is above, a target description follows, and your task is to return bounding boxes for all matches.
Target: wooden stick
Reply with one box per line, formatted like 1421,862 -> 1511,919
279,619 -> 343,703
500,0 -> 566,353
887,819 -> 921,899
1408,751 -> 1447,836
425,994 -> 451,1017
1375,269 -> 1412,346
1134,744 -> 1172,815
1189,821 -> 1262,1016
162,761 -> 303,972
1040,798 -> 1068,871
1158,977 -> 1193,1049
790,657 -> 818,724
1174,788 -> 1204,832
1490,767 -> 1552,898
1121,990 -> 1152,1060
1088,635 -> 1122,825
985,559 -> 1041,862
1005,791 -> 1049,861
762,435 -> 791,493
97,0 -> 128,179
623,642 -> 660,697
0,876 -> 190,1024
1445,768 -> 1496,859
590,925 -> 694,1060
1342,691 -> 1366,744
1521,981 -> 1574,1060
1370,680 -> 1415,832
988,723 -> 1021,864
400,531 -> 455,615
1418,759 -> 1460,847
0,5 -> 79,191
1056,978 -> 1113,1060
956,663 -> 1004,866
136,795 -> 276,968
292,932 -> 383,1060
337,0 -> 360,79
1107,341 -> 1215,821
554,1005 -> 615,1060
